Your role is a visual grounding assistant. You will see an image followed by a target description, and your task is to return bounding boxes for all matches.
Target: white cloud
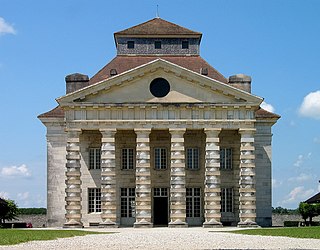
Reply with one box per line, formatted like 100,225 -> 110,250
0,164 -> 31,178
293,153 -> 311,167
0,191 -> 10,199
272,178 -> 282,188
0,17 -> 16,35
288,173 -> 313,182
261,101 -> 275,113
282,186 -> 315,205
299,90 -> 320,120
17,192 -> 29,201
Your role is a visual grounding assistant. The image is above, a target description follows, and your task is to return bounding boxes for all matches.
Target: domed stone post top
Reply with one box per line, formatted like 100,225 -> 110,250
228,74 -> 252,93
65,73 -> 89,94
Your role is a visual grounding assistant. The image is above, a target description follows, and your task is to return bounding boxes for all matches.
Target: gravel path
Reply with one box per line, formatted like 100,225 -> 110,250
1,227 -> 320,250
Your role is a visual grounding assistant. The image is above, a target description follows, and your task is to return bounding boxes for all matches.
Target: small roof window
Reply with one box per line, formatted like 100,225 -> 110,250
155,41 -> 162,49
127,41 -> 135,49
182,41 -> 189,49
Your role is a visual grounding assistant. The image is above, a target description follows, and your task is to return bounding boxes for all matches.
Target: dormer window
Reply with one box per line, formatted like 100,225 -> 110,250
182,40 -> 189,49
155,41 -> 162,49
127,41 -> 135,49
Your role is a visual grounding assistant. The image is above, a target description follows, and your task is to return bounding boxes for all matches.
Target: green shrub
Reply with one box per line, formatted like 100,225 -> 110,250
284,221 -> 300,227
18,208 -> 46,215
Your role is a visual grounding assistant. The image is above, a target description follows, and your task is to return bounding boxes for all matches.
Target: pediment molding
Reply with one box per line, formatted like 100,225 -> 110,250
57,59 -> 263,106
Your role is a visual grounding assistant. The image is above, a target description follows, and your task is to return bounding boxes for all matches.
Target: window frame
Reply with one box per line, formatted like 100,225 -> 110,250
89,147 -> 101,170
220,148 -> 233,170
221,188 -> 233,213
154,41 -> 162,49
186,147 -> 200,170
186,187 -> 201,218
154,148 -> 167,170
88,188 -> 101,213
120,188 -> 135,218
121,148 -> 135,170
127,41 -> 135,49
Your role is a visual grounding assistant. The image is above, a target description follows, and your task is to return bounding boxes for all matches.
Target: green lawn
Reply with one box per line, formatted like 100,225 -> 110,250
0,229 -> 106,245
232,226 -> 320,239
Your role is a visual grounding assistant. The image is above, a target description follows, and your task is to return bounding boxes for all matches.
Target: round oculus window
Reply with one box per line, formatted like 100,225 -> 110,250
149,78 -> 170,97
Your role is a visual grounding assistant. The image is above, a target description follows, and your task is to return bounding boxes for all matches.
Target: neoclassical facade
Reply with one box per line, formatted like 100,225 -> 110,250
39,18 -> 279,228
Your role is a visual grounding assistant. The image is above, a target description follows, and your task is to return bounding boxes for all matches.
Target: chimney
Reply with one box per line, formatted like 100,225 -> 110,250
228,74 -> 252,93
65,73 -> 89,94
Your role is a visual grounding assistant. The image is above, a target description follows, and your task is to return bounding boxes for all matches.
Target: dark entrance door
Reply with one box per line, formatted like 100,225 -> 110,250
153,197 -> 168,225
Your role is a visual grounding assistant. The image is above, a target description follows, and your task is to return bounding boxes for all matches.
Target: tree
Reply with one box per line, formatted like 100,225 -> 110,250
0,198 -> 19,224
298,202 -> 320,225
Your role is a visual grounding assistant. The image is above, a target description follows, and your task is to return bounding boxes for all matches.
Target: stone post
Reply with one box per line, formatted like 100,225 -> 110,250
168,128 -> 188,227
64,129 -> 83,228
203,128 -> 223,227
238,128 -> 258,227
99,129 -> 118,227
134,129 -> 153,228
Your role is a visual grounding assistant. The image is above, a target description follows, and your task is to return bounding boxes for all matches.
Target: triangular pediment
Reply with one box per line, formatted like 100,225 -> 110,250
57,59 -> 263,107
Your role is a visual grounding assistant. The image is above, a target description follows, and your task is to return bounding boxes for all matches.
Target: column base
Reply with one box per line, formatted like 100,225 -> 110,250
237,219 -> 260,228
134,219 -> 153,228
203,219 -> 223,228
63,219 -> 83,228
99,219 -> 119,228
168,219 -> 188,228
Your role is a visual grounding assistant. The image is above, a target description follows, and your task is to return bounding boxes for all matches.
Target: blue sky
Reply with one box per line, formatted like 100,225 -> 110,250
0,0 -> 319,209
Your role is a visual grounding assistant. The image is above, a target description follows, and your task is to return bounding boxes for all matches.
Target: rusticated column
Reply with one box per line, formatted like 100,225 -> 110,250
99,129 -> 118,227
203,128 -> 222,227
168,128 -> 188,228
134,129 -> 152,228
238,128 -> 258,227
64,129 -> 83,228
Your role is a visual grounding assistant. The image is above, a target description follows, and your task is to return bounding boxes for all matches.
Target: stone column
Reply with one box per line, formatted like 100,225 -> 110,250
64,129 -> 83,228
168,128 -> 188,227
99,129 -> 118,227
134,129 -> 153,228
203,128 -> 222,227
238,128 -> 258,227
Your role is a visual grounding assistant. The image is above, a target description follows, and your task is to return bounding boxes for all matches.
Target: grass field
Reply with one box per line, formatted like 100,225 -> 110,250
233,226 -> 320,239
0,229 -> 105,246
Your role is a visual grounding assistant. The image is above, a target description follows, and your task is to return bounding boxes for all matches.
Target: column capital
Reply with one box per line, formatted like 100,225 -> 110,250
100,128 -> 117,136
239,128 -> 256,135
134,128 -> 151,134
66,128 -> 82,137
169,128 -> 186,134
204,128 -> 221,137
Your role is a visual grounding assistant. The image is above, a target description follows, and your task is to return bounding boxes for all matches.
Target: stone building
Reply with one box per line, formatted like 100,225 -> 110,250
38,18 -> 279,228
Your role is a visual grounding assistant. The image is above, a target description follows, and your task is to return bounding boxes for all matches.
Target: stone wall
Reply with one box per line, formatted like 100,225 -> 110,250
12,215 -> 46,228
272,214 -> 320,227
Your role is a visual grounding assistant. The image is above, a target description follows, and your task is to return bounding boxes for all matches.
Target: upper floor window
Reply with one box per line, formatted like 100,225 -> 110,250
155,41 -> 162,49
186,148 -> 199,170
155,148 -> 167,169
122,148 -> 134,170
88,188 -> 101,213
220,148 -> 232,170
89,148 -> 101,170
127,41 -> 135,49
182,40 -> 189,49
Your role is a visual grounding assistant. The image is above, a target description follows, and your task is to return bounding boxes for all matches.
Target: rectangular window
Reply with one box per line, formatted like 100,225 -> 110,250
121,188 -> 135,218
127,41 -> 134,49
155,148 -> 167,169
221,188 -> 233,212
89,148 -> 101,170
186,148 -> 199,170
122,148 -> 134,170
220,148 -> 232,170
186,187 -> 201,217
88,188 -> 101,213
155,41 -> 161,49
182,40 -> 189,49
154,187 -> 168,197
